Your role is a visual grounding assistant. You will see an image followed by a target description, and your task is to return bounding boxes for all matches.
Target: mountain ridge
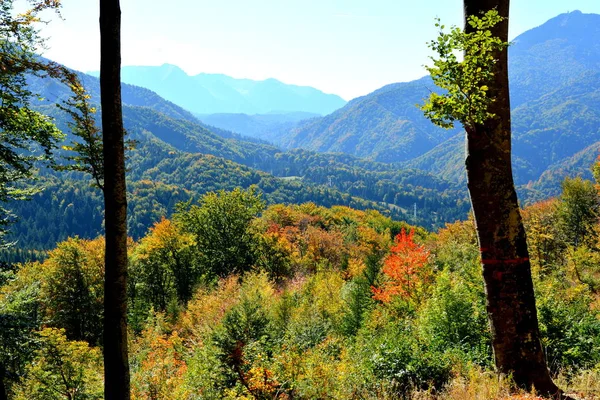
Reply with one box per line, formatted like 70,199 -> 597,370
87,65 -> 347,115
12,66 -> 469,250
276,11 -> 600,196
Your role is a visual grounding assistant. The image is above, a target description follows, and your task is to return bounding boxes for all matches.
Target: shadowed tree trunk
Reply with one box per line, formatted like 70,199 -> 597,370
99,0 -> 130,398
463,0 -> 560,395
0,364 -> 7,400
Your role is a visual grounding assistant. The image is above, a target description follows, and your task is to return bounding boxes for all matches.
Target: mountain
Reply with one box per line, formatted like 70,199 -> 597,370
403,134 -> 465,183
509,10 -> 600,107
278,77 -> 460,162
6,67 -> 470,251
279,11 -> 600,196
88,65 -> 347,115
512,71 -> 600,184
197,112 -> 319,143
30,65 -> 198,124
404,70 -> 600,192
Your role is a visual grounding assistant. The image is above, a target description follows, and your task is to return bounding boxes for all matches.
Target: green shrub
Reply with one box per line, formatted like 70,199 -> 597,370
417,269 -> 491,367
537,281 -> 600,373
358,324 -> 453,397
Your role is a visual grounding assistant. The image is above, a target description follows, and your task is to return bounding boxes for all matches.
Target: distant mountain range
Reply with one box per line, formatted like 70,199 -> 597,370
273,10 -> 600,196
13,59 -> 467,250
12,10 -> 600,251
197,112 -> 320,143
88,65 -> 346,115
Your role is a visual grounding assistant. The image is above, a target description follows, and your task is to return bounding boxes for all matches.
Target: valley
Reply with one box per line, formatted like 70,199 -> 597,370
3,3 -> 600,399
9,10 -> 599,253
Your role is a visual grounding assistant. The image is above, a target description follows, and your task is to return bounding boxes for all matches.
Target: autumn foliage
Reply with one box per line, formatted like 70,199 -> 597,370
372,229 -> 430,303
5,196 -> 600,398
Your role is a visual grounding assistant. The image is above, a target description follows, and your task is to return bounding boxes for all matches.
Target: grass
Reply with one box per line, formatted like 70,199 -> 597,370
411,368 -> 600,400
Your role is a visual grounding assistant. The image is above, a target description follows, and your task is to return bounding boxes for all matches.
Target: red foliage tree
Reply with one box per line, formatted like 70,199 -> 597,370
372,229 -> 430,303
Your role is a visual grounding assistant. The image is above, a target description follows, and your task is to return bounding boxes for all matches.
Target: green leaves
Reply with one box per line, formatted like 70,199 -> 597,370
56,76 -> 136,192
12,328 -> 103,400
0,0 -> 70,243
421,10 -> 509,130
55,81 -> 105,191
175,187 -> 266,278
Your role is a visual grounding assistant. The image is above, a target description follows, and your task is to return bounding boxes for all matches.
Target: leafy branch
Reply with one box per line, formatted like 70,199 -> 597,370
420,10 -> 508,131
55,74 -> 136,192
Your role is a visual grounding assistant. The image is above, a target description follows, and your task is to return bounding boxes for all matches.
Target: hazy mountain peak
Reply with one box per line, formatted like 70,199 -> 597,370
111,66 -> 346,115
263,77 -> 282,84
194,72 -> 230,79
158,63 -> 185,71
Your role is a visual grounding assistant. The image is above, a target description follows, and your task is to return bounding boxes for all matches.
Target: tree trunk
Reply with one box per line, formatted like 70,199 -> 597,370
0,364 -> 7,400
463,0 -> 560,395
99,0 -> 130,398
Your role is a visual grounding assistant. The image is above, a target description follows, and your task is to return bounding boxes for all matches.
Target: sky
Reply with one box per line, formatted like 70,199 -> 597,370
35,0 -> 600,101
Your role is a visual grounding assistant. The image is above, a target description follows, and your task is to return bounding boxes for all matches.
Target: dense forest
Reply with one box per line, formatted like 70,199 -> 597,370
2,182 -> 600,398
3,0 -> 600,398
0,77 -> 470,254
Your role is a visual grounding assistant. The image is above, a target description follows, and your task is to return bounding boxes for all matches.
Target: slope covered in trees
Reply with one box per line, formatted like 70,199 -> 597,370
278,76 -> 460,162
0,67 -> 470,252
7,130 -> 469,251
3,186 -> 600,398
278,11 -> 600,197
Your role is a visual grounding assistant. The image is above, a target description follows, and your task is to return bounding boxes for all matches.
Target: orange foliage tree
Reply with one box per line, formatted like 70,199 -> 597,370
130,316 -> 187,400
593,154 -> 600,191
521,199 -> 563,273
372,229 -> 431,303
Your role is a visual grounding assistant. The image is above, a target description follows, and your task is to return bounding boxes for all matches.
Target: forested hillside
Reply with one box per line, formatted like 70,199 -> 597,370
3,185 -> 600,398
1,69 -> 469,252
11,135 -> 451,250
279,77 -> 460,163
279,11 -> 600,197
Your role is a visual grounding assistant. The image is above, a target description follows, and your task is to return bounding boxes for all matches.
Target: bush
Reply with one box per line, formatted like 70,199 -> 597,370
12,328 -> 103,400
362,324 -> 454,396
537,280 -> 600,374
41,237 -> 105,345
417,269 -> 491,367
211,273 -> 275,390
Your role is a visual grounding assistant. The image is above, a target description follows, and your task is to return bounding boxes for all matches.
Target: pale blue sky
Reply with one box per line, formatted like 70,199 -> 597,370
38,0 -> 600,100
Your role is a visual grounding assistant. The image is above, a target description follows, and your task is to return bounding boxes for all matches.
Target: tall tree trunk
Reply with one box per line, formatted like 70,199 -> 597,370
0,364 -> 7,400
463,0 -> 560,395
99,0 -> 130,398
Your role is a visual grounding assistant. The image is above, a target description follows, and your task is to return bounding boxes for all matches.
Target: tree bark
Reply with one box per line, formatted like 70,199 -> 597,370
0,364 -> 7,400
463,0 -> 560,395
99,0 -> 130,399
